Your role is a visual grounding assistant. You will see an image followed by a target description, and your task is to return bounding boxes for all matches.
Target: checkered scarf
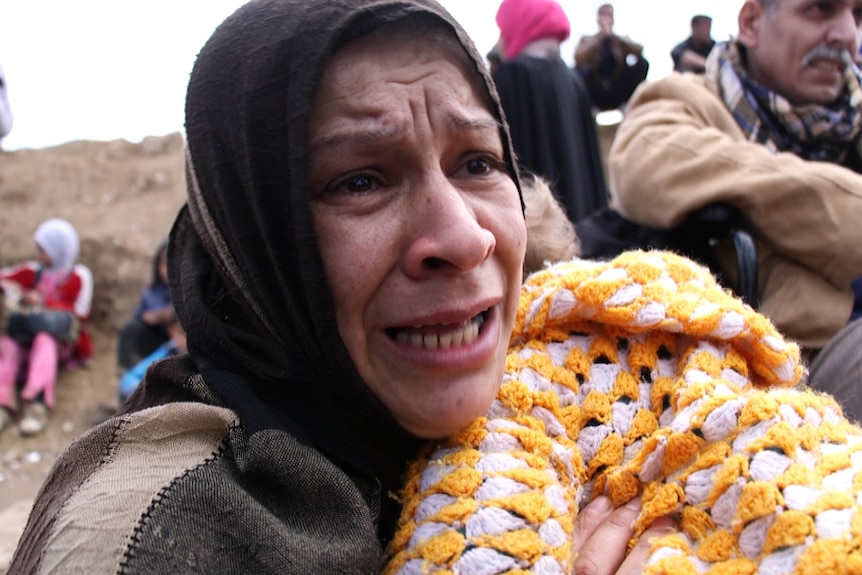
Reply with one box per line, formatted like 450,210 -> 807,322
706,40 -> 862,162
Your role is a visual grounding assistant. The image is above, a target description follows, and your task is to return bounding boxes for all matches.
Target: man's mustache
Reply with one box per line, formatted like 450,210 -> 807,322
802,44 -> 854,67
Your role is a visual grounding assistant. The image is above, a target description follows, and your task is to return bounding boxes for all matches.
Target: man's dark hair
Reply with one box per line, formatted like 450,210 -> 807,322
691,14 -> 712,27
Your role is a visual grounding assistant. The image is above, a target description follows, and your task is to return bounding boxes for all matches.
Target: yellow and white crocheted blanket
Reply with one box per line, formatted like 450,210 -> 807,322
384,251 -> 862,575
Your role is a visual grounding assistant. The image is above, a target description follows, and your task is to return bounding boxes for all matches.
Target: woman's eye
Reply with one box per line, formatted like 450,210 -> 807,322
454,154 -> 508,180
323,173 -> 377,196
344,174 -> 375,193
461,154 -> 509,178
465,157 -> 492,175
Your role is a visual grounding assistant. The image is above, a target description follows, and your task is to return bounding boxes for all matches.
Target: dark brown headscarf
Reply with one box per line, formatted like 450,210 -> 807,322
169,0 -> 521,502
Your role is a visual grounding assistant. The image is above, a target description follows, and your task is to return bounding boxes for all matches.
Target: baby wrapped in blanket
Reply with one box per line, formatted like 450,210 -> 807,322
384,251 -> 862,575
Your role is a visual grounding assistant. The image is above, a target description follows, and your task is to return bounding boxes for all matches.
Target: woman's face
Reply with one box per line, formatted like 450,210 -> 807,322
35,244 -> 52,268
309,28 -> 526,439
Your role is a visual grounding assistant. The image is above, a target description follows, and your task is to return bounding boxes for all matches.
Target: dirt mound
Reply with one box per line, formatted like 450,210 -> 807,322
0,134 -> 187,565
0,133 -> 187,331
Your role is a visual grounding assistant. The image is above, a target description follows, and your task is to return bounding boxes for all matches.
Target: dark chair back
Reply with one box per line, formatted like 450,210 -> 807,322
576,203 -> 759,308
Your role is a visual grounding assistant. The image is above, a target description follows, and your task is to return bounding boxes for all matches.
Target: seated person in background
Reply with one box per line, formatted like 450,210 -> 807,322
118,319 -> 186,404
0,218 -> 93,435
574,2 -> 649,111
116,240 -> 174,377
671,14 -> 715,73
493,0 -> 608,224
608,0 -> 862,418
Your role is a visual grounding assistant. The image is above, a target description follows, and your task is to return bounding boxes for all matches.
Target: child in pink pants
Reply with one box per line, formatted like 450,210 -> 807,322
0,218 -> 93,435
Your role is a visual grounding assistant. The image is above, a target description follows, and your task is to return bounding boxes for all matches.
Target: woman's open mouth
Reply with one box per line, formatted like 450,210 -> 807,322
387,311 -> 488,350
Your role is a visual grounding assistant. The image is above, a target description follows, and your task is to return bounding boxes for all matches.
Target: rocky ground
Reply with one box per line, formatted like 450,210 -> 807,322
0,133 -> 187,569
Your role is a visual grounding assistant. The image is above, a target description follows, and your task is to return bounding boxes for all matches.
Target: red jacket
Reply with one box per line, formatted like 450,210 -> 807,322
1,261 -> 94,360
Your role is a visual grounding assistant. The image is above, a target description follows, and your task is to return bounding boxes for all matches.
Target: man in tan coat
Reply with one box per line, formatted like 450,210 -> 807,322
608,0 -> 862,418
609,0 -> 862,345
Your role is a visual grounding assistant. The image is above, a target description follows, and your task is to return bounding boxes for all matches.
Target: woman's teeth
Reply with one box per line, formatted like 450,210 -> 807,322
394,314 -> 485,349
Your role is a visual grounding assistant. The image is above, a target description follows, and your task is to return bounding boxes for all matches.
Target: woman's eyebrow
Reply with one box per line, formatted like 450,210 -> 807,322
446,115 -> 503,133
310,114 -> 501,153
310,122 -> 411,153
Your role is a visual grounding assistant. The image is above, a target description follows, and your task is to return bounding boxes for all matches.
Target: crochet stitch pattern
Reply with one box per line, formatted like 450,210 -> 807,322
384,251 -> 862,575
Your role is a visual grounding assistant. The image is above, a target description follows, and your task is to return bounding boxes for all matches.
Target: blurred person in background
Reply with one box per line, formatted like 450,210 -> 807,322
671,14 -> 716,73
0,218 -> 93,436
574,3 -> 649,111
115,240 -> 174,379
492,0 -> 608,225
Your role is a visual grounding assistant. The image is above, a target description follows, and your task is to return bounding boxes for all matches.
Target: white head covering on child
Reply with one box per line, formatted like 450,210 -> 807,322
0,63 -> 12,141
33,218 -> 79,275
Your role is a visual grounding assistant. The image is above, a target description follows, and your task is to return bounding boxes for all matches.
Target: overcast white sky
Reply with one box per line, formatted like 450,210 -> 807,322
0,1 -> 742,151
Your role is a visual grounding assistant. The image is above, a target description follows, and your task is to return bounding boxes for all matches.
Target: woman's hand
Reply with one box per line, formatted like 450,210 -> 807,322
571,496 -> 676,575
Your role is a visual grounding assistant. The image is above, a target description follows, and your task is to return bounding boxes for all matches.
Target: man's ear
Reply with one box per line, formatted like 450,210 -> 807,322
738,1 -> 764,48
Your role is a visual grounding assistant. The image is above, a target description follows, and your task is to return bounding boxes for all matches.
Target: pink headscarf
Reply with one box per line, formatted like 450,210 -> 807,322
496,0 -> 571,61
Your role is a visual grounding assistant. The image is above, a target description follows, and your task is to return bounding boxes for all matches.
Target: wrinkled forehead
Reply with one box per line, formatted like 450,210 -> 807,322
326,13 -> 494,108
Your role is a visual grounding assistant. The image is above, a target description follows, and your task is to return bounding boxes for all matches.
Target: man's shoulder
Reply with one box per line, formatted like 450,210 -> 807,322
655,70 -> 710,87
622,73 -> 739,136
631,72 -> 715,105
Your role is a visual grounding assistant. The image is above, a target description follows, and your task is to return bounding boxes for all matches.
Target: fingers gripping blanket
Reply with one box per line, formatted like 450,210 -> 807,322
384,252 -> 862,575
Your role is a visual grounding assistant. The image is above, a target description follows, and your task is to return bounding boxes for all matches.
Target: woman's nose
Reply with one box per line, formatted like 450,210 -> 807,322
401,173 -> 496,278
